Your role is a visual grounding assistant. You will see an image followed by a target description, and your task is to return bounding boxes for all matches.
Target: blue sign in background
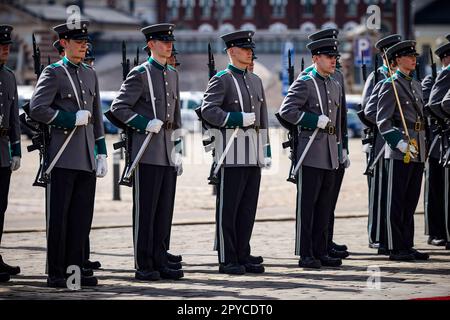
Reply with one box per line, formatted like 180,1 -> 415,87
354,37 -> 372,67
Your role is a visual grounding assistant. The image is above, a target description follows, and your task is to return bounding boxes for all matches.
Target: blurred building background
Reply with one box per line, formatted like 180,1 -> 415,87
0,0 -> 449,110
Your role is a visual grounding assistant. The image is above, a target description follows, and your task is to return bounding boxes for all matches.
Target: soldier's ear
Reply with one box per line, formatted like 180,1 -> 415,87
60,39 -> 69,48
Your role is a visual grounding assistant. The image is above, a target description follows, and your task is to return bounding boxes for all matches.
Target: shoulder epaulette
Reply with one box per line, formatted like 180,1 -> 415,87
137,65 -> 147,73
299,75 -> 312,81
49,63 -> 62,69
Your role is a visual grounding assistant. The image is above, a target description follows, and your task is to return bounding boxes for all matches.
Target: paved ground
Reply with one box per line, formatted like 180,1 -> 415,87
1,133 -> 444,300
1,216 -> 449,300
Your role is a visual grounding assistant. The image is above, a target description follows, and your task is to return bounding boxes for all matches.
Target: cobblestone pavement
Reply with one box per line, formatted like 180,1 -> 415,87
1,216 -> 449,300
1,131 -> 442,300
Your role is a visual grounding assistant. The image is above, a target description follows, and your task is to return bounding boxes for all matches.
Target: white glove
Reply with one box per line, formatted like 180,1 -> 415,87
396,140 -> 417,155
317,115 -> 330,129
362,143 -> 371,154
173,153 -> 183,176
342,149 -> 350,169
264,157 -> 272,169
146,119 -> 163,134
10,156 -> 21,171
242,112 -> 256,127
75,110 -> 91,126
96,154 -> 108,178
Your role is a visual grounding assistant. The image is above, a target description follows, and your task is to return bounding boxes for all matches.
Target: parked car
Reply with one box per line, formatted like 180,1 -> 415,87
99,91 -> 119,134
346,94 -> 362,111
347,109 -> 363,138
180,91 -> 203,132
17,85 -> 36,139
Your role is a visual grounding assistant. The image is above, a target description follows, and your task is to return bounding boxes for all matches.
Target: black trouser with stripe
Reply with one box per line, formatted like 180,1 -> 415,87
424,158 -> 447,240
46,168 -> 96,279
133,164 -> 177,272
327,165 -> 345,247
0,167 -> 12,246
385,159 -> 424,251
368,158 -> 386,246
215,167 -> 261,265
296,166 -> 336,258
445,168 -> 450,243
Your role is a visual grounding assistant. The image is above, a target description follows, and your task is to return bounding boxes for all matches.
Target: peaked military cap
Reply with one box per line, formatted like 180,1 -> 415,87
84,42 -> 95,61
141,23 -> 176,42
0,25 -> 13,45
221,30 -> 255,51
375,34 -> 402,52
53,20 -> 90,40
435,42 -> 450,59
307,38 -> 340,56
308,28 -> 339,41
386,40 -> 419,61
53,40 -> 64,54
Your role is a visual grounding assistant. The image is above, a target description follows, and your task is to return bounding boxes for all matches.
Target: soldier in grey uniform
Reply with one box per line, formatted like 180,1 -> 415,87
278,38 -> 345,269
0,25 -> 21,283
29,21 -> 108,287
363,35 -> 401,253
110,24 -> 184,281
301,28 -> 349,258
424,41 -> 450,247
376,40 -> 429,261
201,30 -> 271,275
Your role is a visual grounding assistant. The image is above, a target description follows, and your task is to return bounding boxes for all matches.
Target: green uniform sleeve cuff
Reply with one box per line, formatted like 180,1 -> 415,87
264,145 -> 272,158
383,129 -> 403,149
225,112 -> 243,128
50,110 -> 76,129
298,112 -> 319,130
127,115 -> 150,132
95,137 -> 107,156
10,142 -> 21,158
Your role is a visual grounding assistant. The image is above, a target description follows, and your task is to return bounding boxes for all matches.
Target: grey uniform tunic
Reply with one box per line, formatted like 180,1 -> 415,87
302,64 -> 348,159
201,64 -> 270,167
443,88 -> 450,113
429,66 -> 450,119
0,64 -> 20,167
110,57 -> 181,167
278,68 -> 343,170
377,70 -> 426,163
362,66 -> 390,110
29,57 -> 106,172
427,66 -> 450,159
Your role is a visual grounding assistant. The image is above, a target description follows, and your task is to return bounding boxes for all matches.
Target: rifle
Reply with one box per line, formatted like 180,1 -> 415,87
207,43 -> 217,80
374,54 -> 379,84
301,57 -> 305,72
104,43 -> 134,187
415,57 -> 422,82
288,49 -> 294,85
430,48 -> 437,81
133,45 -> 140,67
361,50 -> 367,82
20,33 -> 50,187
121,41 -> 130,80
277,51 -> 299,184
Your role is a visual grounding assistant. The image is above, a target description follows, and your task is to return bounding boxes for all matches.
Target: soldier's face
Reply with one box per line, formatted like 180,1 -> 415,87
396,54 -> 417,73
230,47 -> 253,66
442,56 -> 450,67
167,55 -> 177,68
314,54 -> 337,75
0,44 -> 10,63
61,39 -> 88,61
149,40 -> 173,59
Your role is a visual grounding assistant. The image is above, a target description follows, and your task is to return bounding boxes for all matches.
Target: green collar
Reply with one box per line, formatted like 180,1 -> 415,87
63,56 -> 81,69
382,65 -> 389,73
227,64 -> 246,75
312,68 -> 329,81
148,57 -> 166,71
396,69 -> 413,81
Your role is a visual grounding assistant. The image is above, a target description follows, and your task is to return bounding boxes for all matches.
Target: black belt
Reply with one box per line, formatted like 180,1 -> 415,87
301,125 -> 336,135
162,121 -> 174,130
393,120 -> 426,132
0,128 -> 9,137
